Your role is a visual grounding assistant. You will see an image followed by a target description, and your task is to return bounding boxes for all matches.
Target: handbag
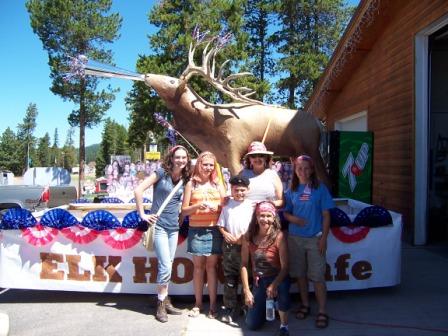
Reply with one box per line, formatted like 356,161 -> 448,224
141,179 -> 184,252
143,224 -> 155,251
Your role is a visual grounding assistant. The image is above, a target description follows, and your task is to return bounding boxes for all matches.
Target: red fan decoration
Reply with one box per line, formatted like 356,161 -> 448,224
331,225 -> 370,244
21,224 -> 58,246
101,228 -> 143,249
61,225 -> 99,244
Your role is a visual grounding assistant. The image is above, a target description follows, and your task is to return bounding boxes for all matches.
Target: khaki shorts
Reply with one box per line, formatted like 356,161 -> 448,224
288,235 -> 326,282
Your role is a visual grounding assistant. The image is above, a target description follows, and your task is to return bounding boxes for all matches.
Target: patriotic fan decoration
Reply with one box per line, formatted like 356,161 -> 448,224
1,208 -> 37,229
21,224 -> 58,246
101,228 -> 143,249
40,208 -> 78,229
61,225 -> 99,244
81,210 -> 120,230
329,207 -> 370,243
100,197 -> 124,204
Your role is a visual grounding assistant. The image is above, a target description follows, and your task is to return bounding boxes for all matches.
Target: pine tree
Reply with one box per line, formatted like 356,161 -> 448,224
0,127 -> 21,175
273,0 -> 352,108
61,127 -> 77,170
127,0 -> 255,153
17,103 -> 38,173
26,0 -> 122,190
243,0 -> 276,101
36,133 -> 51,167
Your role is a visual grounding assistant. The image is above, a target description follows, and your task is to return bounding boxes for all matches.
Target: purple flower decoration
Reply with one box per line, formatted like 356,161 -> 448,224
154,113 -> 177,145
217,31 -> 233,48
192,24 -> 209,43
63,54 -> 88,82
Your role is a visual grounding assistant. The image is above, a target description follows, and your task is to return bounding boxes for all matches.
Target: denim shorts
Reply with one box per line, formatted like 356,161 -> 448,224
187,226 -> 223,256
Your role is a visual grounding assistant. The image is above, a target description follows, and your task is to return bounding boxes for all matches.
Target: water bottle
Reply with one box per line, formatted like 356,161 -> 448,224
266,298 -> 275,321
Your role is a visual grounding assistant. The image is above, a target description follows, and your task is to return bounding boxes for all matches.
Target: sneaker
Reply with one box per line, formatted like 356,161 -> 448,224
278,326 -> 289,336
221,308 -> 232,323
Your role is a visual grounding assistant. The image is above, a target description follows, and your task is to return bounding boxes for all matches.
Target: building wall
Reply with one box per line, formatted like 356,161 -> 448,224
325,0 -> 448,234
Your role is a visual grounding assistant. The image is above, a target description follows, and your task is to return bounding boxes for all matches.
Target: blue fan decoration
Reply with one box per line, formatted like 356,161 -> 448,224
128,197 -> 151,204
329,208 -> 352,227
354,206 -> 392,228
40,208 -> 79,229
100,197 -> 124,204
122,210 -> 148,231
81,210 -> 121,230
1,208 -> 37,229
72,198 -> 91,203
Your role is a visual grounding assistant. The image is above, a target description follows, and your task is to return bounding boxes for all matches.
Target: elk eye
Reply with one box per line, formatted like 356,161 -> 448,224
170,79 -> 175,84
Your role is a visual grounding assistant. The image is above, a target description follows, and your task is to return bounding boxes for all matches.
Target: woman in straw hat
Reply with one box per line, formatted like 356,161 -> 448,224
240,141 -> 284,208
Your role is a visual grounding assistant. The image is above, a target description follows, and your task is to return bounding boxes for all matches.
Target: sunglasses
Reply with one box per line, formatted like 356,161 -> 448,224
249,154 -> 266,158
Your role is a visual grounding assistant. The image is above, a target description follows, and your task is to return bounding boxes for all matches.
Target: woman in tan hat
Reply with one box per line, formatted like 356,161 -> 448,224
240,141 -> 283,208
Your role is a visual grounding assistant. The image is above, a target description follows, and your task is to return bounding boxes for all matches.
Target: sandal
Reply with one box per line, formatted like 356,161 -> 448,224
295,305 -> 310,320
207,309 -> 218,319
315,313 -> 329,329
188,306 -> 201,318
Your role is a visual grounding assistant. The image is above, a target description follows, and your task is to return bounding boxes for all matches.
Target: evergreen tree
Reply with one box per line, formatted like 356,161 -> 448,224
62,127 -> 77,170
273,0 -> 352,108
97,119 -> 129,177
243,0 -> 276,101
0,127 -> 21,175
26,0 -> 122,189
51,128 -> 59,166
36,133 -> 51,167
17,103 -> 38,173
127,0 -> 255,153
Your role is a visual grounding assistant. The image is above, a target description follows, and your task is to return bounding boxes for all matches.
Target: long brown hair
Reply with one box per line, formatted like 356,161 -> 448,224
245,201 -> 281,247
162,145 -> 191,182
290,155 -> 319,191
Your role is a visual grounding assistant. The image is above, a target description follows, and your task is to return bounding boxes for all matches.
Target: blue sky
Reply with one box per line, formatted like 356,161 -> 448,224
0,0 -> 359,147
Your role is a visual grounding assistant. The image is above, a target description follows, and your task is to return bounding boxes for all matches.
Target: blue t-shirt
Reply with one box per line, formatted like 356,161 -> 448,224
151,167 -> 185,230
284,183 -> 334,237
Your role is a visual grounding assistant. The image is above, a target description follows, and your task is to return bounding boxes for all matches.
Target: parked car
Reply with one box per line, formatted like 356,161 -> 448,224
0,184 -> 78,218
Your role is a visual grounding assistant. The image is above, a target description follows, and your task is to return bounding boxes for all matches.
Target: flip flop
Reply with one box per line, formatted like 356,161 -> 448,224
315,313 -> 329,328
295,305 -> 310,320
188,307 -> 201,318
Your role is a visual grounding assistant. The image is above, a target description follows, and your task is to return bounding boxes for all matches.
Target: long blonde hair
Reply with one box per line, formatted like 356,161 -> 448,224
191,151 -> 219,186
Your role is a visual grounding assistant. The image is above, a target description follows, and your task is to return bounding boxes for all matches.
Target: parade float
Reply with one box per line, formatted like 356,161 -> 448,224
0,27 -> 402,294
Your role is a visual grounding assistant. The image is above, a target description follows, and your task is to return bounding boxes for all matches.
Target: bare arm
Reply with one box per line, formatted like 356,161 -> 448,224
241,237 -> 254,307
283,211 -> 307,226
266,232 -> 288,298
272,172 -> 284,208
318,210 -> 331,255
134,172 -> 159,225
181,181 -> 202,216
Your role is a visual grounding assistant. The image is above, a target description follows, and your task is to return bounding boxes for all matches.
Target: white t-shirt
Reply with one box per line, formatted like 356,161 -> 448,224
217,199 -> 254,237
241,168 -> 278,202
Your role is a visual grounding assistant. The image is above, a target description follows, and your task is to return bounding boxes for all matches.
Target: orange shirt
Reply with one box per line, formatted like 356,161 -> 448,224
189,184 -> 222,227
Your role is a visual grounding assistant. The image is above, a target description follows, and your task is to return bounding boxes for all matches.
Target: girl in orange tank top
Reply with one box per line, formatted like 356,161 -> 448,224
181,151 -> 225,318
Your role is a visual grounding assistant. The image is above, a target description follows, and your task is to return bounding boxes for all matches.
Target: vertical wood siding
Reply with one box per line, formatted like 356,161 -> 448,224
325,0 -> 448,233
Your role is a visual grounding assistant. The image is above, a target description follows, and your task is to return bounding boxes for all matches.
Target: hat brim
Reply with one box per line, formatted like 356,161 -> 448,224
245,150 -> 274,157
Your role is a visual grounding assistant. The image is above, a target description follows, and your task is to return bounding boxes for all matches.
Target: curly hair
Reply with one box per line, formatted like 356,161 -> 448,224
162,145 -> 191,182
245,201 -> 281,247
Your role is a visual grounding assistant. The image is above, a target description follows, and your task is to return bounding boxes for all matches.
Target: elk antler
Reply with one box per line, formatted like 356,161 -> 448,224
179,36 -> 265,106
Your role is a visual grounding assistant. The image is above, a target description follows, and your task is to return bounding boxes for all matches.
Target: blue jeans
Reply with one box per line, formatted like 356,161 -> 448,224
245,275 -> 291,330
153,225 -> 179,285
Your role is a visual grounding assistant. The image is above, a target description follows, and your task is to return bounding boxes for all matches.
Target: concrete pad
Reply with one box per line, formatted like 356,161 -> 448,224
0,310 -> 9,336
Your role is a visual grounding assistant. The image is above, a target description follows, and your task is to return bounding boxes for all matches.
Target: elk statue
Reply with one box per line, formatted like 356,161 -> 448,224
82,30 -> 328,182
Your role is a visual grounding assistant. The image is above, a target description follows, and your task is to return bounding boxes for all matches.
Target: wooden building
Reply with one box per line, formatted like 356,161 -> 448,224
306,0 -> 448,244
